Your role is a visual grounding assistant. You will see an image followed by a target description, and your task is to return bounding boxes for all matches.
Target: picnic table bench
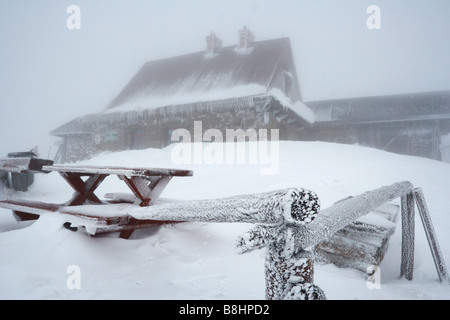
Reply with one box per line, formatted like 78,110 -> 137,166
0,162 -> 193,238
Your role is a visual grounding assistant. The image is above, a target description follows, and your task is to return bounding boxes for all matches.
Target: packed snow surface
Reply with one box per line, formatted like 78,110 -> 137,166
1,141 -> 450,299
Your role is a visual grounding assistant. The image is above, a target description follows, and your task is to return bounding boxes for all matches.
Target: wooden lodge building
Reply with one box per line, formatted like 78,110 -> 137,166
307,91 -> 450,162
51,27 -> 450,164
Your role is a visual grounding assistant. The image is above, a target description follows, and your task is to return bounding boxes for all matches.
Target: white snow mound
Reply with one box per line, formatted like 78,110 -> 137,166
1,141 -> 450,299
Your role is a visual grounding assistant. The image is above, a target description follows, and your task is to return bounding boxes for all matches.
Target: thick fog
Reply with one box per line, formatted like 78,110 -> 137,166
1,0 -> 449,158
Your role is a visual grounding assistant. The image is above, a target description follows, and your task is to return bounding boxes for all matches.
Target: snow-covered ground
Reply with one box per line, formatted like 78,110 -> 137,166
1,141 -> 450,300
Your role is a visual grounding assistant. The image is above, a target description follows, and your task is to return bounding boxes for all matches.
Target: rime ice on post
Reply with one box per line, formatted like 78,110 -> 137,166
236,188 -> 325,300
413,188 -> 450,283
265,231 -> 326,300
400,192 -> 415,280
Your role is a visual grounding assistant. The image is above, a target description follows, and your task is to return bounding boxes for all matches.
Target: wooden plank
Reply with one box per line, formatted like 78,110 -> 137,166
315,206 -> 398,271
0,158 -> 53,173
103,193 -> 178,205
104,192 -> 136,204
315,250 -> 375,273
42,165 -> 193,177
0,158 -> 34,173
0,199 -> 61,215
317,234 -> 389,266
57,204 -> 181,238
0,199 -> 179,238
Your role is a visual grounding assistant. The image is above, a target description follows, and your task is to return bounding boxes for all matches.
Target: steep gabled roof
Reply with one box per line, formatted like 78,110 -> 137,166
50,36 -> 312,137
106,37 -> 302,112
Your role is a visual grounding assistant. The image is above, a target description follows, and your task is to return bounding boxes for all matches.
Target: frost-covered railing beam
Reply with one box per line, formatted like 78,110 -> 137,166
293,181 -> 414,249
131,188 -> 319,225
132,187 -> 326,300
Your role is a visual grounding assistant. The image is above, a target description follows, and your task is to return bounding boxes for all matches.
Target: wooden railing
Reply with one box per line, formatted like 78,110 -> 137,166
130,181 -> 449,299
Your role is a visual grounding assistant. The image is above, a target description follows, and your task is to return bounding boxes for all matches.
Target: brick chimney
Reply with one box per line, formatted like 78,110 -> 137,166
205,31 -> 222,55
238,26 -> 255,49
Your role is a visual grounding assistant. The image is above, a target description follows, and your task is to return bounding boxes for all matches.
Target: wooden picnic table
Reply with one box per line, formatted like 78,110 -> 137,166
0,164 -> 193,238
41,165 -> 193,207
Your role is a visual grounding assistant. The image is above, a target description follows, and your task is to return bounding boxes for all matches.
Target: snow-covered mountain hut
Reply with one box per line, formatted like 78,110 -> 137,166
51,28 -> 314,163
51,27 -> 450,164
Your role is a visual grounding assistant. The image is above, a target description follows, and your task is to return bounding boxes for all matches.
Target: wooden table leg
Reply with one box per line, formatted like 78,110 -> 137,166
147,176 -> 172,202
13,211 -> 40,221
60,172 -> 108,206
119,175 -> 172,206
119,229 -> 135,239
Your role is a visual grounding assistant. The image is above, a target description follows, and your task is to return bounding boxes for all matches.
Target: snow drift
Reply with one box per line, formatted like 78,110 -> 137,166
1,141 -> 450,299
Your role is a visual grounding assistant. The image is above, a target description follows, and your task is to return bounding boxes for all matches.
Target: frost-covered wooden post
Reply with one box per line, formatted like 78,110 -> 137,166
265,231 -> 325,300
400,187 -> 449,283
413,188 -> 450,283
236,188 -> 326,300
400,191 -> 415,280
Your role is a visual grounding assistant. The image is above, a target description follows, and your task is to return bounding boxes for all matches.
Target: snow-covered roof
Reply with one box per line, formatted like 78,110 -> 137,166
99,86 -> 314,124
106,37 -> 303,113
52,36 -> 315,136
104,84 -> 267,114
269,88 -> 315,124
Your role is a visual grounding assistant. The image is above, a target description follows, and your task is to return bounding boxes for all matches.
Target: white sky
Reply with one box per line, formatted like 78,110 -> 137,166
0,0 -> 449,157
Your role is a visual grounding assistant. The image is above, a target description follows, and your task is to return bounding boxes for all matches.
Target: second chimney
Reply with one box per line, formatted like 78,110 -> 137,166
206,31 -> 222,55
238,26 -> 255,49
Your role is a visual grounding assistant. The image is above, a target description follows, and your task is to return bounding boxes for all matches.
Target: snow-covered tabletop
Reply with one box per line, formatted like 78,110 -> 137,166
41,164 -> 193,207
